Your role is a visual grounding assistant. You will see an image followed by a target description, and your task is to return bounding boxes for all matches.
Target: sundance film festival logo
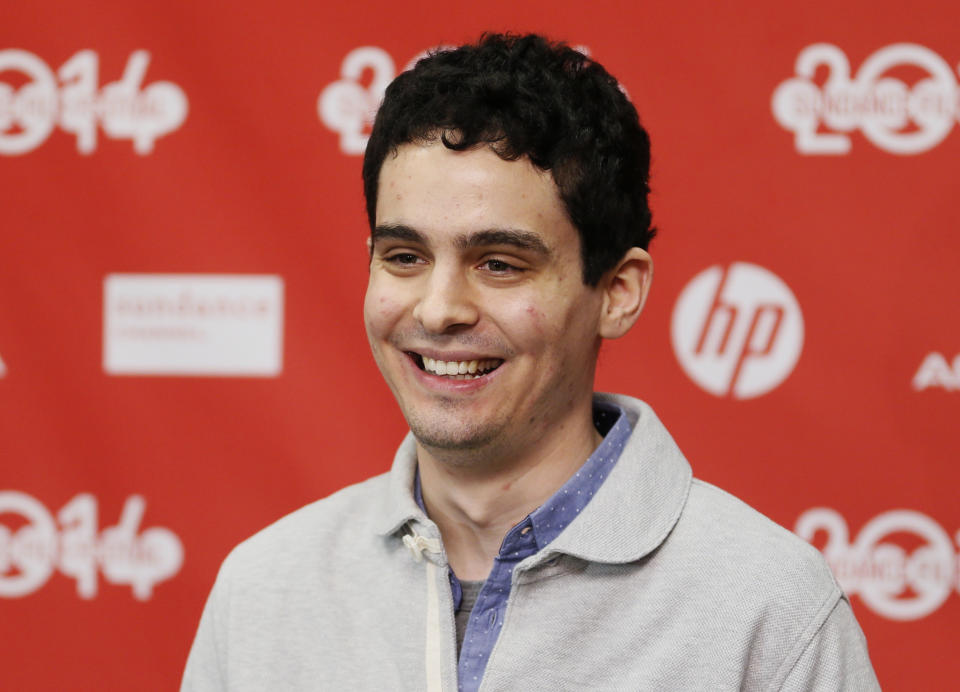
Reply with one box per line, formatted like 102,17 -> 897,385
318,46 -> 400,155
0,491 -> 183,600
318,46 -> 452,155
796,508 -> 960,621
319,44 -> 588,155
103,274 -> 284,377
671,262 -> 804,399
0,49 -> 187,155
773,43 -> 960,155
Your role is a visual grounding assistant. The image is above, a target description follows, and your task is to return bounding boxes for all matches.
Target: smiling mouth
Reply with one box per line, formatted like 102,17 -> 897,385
407,352 -> 504,380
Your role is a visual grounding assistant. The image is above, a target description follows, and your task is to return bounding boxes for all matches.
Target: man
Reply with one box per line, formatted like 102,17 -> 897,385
183,34 -> 879,690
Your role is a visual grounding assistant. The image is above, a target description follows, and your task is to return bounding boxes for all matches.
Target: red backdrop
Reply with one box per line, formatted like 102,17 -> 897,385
2,1 -> 958,689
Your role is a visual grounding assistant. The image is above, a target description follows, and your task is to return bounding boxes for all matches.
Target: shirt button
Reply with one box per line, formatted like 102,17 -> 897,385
488,610 -> 497,628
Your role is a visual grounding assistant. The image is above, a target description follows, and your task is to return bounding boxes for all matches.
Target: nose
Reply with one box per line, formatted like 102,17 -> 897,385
412,265 -> 479,333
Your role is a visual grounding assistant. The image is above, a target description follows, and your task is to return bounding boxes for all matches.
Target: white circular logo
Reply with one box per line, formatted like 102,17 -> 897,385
0,492 -> 58,597
795,508 -> 958,621
671,262 -> 804,399
0,49 -> 59,155
772,43 -> 960,155
0,491 -> 184,600
0,49 -> 187,156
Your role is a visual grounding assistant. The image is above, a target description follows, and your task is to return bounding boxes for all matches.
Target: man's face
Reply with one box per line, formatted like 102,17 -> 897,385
364,141 -> 605,459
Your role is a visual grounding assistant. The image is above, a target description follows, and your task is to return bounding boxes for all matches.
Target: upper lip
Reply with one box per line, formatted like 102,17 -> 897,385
405,348 -> 503,362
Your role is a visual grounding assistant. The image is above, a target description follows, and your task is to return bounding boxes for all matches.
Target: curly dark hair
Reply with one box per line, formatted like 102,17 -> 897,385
362,32 -> 655,286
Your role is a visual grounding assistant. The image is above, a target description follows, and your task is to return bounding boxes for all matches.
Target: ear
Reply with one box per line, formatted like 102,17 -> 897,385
598,247 -> 653,339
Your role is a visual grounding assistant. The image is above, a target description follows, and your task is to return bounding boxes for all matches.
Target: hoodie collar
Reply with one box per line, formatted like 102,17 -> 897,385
373,432 -> 433,537
546,393 -> 692,563
372,393 -> 692,564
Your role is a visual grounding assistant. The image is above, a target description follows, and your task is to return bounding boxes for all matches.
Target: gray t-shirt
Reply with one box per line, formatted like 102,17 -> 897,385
455,580 -> 485,656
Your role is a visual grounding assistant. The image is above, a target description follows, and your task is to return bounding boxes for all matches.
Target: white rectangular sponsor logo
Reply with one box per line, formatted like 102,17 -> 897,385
103,274 -> 284,376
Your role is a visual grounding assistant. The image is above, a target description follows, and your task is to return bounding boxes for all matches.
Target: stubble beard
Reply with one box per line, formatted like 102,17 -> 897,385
403,398 -> 508,464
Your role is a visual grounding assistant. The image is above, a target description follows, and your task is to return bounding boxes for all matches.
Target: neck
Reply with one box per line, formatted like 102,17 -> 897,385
416,400 -> 602,581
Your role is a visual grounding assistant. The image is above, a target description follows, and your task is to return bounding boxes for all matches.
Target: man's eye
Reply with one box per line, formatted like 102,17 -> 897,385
482,259 -> 522,273
385,253 -> 422,265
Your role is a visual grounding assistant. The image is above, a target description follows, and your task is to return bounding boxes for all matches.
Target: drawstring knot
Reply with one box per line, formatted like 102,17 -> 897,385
403,531 -> 442,562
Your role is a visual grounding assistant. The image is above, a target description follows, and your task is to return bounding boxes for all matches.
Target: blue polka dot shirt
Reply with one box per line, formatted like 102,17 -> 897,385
414,401 -> 632,692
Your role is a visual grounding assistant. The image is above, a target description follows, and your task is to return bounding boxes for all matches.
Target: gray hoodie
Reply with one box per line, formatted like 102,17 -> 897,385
182,393 -> 879,691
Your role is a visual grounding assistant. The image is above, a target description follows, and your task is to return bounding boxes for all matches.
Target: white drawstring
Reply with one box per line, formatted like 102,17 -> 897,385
403,532 -> 441,561
404,529 -> 445,692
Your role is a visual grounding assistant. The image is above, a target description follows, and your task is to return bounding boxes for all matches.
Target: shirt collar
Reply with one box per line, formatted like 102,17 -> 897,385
526,401 -> 631,549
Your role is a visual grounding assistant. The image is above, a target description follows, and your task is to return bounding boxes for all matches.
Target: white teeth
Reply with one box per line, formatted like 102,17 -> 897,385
418,355 -> 501,377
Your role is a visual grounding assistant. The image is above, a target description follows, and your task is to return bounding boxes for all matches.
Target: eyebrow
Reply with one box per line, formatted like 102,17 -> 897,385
371,224 -> 427,245
456,229 -> 551,257
372,224 -> 551,257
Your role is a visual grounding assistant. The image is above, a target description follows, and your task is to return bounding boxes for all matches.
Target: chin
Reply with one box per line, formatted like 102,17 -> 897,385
407,415 -> 503,453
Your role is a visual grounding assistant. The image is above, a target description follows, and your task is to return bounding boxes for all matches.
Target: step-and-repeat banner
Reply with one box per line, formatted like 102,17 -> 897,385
1,1 -> 957,689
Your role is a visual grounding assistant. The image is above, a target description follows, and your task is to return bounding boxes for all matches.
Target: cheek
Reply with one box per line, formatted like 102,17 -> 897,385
494,287 -> 584,343
524,305 -> 548,337
492,297 -> 557,356
492,292 -> 543,326
363,286 -> 406,336
517,292 -> 601,360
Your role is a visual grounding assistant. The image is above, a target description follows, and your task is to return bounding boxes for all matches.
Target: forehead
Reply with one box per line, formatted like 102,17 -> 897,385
375,142 -> 573,246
